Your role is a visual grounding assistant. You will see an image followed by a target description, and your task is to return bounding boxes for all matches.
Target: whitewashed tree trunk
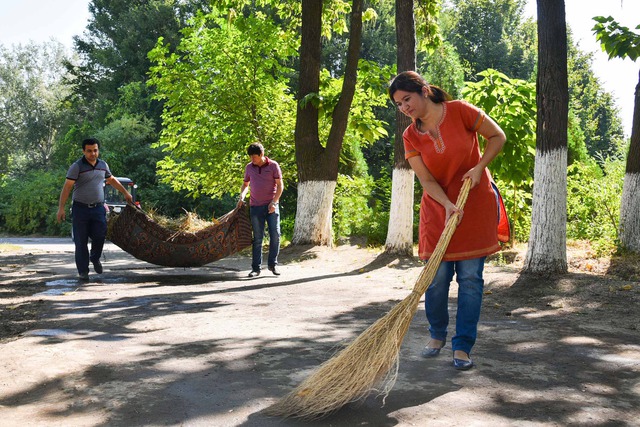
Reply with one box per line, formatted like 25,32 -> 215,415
619,172 -> 640,251
292,180 -> 336,246
525,0 -> 568,274
619,71 -> 640,252
385,168 -> 415,254
524,149 -> 568,272
291,0 -> 362,248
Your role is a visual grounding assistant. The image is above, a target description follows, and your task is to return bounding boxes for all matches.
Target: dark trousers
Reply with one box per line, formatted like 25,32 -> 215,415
249,204 -> 280,271
72,203 -> 107,274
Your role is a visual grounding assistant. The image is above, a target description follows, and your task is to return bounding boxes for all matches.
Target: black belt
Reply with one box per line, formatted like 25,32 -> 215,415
73,201 -> 104,208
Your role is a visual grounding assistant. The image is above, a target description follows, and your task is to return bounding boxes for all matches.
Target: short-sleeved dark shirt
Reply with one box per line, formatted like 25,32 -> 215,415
66,156 -> 112,204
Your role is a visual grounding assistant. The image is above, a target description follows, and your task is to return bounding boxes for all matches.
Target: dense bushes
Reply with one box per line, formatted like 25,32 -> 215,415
0,170 -> 70,236
567,151 -> 625,255
333,174 -> 387,245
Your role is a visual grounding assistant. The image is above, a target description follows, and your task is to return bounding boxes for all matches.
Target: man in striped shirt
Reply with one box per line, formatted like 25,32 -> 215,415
56,138 -> 132,281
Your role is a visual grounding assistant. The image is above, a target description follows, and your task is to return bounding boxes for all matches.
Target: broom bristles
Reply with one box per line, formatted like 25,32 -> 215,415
264,180 -> 472,419
263,292 -> 422,419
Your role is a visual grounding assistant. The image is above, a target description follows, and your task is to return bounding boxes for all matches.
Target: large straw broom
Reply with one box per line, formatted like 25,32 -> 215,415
264,179 -> 473,419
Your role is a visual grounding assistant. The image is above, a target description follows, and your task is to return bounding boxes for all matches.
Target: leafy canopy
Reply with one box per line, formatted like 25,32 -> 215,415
462,69 -> 536,187
462,69 -> 536,242
0,42 -> 72,176
148,8 -> 298,198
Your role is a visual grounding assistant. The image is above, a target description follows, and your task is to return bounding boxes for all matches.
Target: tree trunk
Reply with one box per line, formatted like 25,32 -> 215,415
292,181 -> 337,246
385,0 -> 416,255
523,0 -> 568,273
292,0 -> 363,246
619,70 -> 640,252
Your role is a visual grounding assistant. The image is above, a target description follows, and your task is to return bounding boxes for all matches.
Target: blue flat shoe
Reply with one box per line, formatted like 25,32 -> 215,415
421,339 -> 446,358
453,357 -> 474,370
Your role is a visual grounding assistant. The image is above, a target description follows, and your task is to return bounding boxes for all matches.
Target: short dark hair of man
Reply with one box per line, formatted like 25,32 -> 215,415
247,142 -> 264,156
82,138 -> 100,149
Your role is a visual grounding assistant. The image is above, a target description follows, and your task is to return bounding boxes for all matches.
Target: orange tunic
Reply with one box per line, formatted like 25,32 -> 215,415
404,100 -> 500,261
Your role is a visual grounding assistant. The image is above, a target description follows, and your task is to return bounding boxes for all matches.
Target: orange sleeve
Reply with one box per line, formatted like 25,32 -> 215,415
457,100 -> 485,132
403,125 -> 421,159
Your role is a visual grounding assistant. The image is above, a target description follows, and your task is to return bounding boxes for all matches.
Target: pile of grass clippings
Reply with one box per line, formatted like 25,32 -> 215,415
148,209 -> 219,233
108,207 -> 219,237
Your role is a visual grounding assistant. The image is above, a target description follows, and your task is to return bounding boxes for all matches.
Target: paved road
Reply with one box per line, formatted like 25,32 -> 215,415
0,236 -> 120,253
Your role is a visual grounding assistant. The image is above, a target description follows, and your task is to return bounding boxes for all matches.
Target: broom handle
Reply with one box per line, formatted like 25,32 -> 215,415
413,179 -> 472,295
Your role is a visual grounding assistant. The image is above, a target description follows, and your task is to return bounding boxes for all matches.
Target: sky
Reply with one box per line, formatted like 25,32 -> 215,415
0,0 -> 638,135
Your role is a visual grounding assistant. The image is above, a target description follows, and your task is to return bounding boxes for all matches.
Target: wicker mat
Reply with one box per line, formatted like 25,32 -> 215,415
107,204 -> 253,267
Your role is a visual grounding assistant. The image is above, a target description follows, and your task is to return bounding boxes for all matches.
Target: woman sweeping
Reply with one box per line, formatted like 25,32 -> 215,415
389,71 -> 506,370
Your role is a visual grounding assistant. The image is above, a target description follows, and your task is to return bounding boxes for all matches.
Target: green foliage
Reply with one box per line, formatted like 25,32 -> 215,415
148,8 -> 298,198
415,0 -> 443,53
67,0 -> 213,125
462,69 -> 536,243
567,109 -> 590,164
307,60 -> 392,155
592,16 -> 640,61
567,31 -> 626,157
0,170 -> 69,236
332,169 -> 392,246
462,69 -> 536,187
333,174 -> 375,241
93,115 -> 158,191
443,0 -> 536,82
497,182 -> 531,243
0,41 -> 73,176
420,40 -> 467,99
567,152 -> 626,256
366,169 -> 392,245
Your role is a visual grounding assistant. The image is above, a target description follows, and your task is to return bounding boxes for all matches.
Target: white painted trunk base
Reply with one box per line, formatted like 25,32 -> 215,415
524,148 -> 568,273
292,180 -> 336,246
619,172 -> 640,252
385,168 -> 415,255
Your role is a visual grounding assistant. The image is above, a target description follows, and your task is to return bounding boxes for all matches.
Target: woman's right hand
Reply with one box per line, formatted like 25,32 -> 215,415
444,200 -> 463,224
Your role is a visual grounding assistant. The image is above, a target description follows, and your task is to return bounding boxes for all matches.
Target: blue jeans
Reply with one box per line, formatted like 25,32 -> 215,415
424,257 -> 486,355
72,203 -> 107,274
249,204 -> 280,271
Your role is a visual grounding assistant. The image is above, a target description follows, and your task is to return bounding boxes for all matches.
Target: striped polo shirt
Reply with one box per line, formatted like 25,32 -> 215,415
66,156 -> 112,204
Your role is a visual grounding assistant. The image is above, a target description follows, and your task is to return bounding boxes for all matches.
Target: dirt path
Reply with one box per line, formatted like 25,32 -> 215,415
0,239 -> 639,426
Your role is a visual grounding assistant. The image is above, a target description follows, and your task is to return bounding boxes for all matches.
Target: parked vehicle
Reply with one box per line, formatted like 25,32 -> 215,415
104,177 -> 139,213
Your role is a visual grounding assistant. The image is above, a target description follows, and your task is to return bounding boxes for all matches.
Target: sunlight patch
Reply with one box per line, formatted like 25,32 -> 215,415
560,336 -> 605,345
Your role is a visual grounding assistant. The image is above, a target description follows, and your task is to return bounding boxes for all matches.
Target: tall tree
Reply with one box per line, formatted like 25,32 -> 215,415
444,0 -> 537,82
292,0 -> 364,245
147,9 -> 298,198
523,0 -> 568,273
384,0 -> 416,255
567,30 -> 625,158
0,41 -> 71,176
593,16 -> 640,252
66,0 -> 211,125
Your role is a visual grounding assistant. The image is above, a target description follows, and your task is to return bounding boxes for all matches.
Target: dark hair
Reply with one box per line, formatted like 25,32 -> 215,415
247,142 -> 264,156
388,71 -> 452,104
82,138 -> 100,149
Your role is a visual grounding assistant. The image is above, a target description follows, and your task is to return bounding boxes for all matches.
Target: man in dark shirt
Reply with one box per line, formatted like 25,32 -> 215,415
56,138 -> 132,280
237,142 -> 283,277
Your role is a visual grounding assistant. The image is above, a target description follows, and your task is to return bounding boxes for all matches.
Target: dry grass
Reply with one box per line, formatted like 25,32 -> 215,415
146,209 -> 218,233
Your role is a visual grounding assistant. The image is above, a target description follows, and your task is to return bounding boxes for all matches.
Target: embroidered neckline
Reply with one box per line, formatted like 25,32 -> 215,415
415,103 -> 447,154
